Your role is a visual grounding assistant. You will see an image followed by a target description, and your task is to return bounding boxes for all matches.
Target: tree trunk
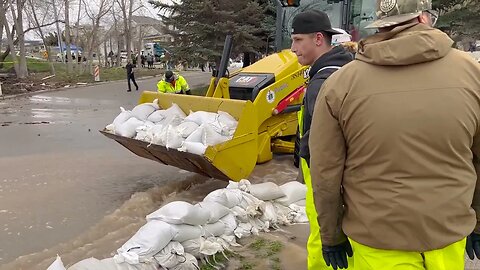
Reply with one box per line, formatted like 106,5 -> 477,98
103,40 -> 108,67
65,0 -> 73,74
74,0 -> 82,73
136,25 -> 142,67
28,0 -> 55,74
13,0 -> 28,79
0,3 -> 19,75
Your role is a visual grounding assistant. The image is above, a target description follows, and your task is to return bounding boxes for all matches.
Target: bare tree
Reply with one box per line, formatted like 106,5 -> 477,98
0,2 -> 19,76
82,0 -> 112,73
7,0 -> 29,78
115,0 -> 143,63
64,0 -> 73,73
25,0 -> 56,74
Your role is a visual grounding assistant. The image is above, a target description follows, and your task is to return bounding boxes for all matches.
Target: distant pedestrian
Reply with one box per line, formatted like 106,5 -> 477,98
147,53 -> 153,69
125,60 -> 138,92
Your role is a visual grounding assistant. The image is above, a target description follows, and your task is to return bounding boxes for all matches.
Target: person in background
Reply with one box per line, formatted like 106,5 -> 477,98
125,60 -> 138,92
157,70 -> 191,95
309,0 -> 480,268
290,9 -> 354,270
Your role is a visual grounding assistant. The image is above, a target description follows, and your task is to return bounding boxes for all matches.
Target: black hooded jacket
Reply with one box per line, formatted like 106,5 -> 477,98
301,45 -> 353,166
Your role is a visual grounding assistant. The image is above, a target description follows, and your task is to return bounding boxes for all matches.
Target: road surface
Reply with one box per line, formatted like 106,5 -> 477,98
0,71 -> 212,264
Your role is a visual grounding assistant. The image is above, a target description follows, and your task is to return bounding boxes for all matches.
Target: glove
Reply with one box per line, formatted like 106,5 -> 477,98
322,240 -> 353,270
466,232 -> 480,260
185,89 -> 192,95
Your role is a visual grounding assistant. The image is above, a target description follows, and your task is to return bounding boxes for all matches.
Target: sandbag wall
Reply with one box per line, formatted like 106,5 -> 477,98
50,180 -> 307,270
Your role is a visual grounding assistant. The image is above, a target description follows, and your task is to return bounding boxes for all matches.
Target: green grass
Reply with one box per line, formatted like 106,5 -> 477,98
0,56 -> 166,85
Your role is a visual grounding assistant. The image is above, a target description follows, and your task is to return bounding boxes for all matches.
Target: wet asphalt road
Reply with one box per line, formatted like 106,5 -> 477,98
0,71 -> 211,263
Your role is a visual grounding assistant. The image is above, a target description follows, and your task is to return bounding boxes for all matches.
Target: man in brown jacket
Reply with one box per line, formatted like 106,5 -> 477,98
309,0 -> 480,269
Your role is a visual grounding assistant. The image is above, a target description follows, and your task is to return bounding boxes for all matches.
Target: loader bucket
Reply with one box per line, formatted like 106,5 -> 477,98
101,91 -> 258,181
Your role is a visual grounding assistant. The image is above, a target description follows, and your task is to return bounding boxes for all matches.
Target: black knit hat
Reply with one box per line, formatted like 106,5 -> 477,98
291,10 -> 341,35
165,70 -> 174,82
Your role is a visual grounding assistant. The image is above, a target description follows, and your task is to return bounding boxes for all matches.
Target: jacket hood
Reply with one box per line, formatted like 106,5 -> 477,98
356,23 -> 453,66
309,45 -> 353,78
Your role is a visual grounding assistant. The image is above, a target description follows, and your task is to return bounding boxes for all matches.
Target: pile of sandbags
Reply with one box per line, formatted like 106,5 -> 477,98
105,100 -> 238,155
48,180 -> 307,270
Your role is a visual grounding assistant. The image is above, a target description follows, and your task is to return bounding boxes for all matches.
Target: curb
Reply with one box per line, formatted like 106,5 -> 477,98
0,75 -> 161,100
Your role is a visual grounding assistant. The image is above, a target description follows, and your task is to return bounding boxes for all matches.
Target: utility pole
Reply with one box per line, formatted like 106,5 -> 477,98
51,0 -> 64,63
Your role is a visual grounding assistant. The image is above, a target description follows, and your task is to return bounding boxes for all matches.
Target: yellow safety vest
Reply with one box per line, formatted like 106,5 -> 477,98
157,74 -> 190,94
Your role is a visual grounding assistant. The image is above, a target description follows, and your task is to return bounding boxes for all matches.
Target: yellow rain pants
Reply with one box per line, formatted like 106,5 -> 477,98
298,107 -> 354,270
350,238 -> 466,270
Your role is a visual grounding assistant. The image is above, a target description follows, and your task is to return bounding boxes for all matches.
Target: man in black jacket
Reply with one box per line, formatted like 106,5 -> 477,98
290,9 -> 353,270
125,60 -> 139,92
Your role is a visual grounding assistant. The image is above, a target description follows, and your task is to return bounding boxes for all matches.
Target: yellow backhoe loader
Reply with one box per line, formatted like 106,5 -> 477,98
101,0 -> 374,181
102,34 -> 309,181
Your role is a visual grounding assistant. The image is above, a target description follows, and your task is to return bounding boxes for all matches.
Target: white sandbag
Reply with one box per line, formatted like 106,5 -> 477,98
203,221 -> 226,237
146,201 -> 211,225
219,234 -> 241,248
100,258 -> 157,270
260,202 -> 278,226
47,255 -> 66,270
181,142 -> 207,155
165,103 -> 186,118
292,199 -> 306,207
116,117 -> 145,138
160,103 -> 186,126
132,101 -> 159,120
171,224 -> 203,242
200,237 -> 224,256
241,181 -> 285,201
185,111 -> 218,125
218,111 -> 238,129
238,192 -> 264,217
116,220 -> 176,264
226,181 -> 239,189
113,107 -> 133,128
185,125 -> 204,143
176,122 -> 200,138
234,223 -> 253,238
204,189 -> 244,209
273,202 -> 293,225
181,238 -> 203,259
209,111 -> 238,136
196,201 -> 230,223
203,124 -> 230,146
230,206 -> 249,223
146,110 -> 167,123
135,123 -> 155,142
150,124 -> 167,145
218,213 -> 237,236
288,204 -> 308,223
154,241 -> 185,269
170,253 -> 199,270
166,125 -> 184,149
248,217 -> 270,233
105,123 -> 115,133
165,114 -> 185,127
275,181 -> 307,206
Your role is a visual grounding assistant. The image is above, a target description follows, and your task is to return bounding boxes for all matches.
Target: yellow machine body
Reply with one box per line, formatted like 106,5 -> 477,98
102,49 -> 308,181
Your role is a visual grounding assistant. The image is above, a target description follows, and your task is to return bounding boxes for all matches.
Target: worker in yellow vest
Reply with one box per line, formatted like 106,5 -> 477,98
157,70 -> 191,94
291,10 -> 354,270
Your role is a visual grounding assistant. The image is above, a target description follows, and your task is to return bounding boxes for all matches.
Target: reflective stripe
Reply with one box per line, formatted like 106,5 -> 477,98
317,66 -> 341,73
